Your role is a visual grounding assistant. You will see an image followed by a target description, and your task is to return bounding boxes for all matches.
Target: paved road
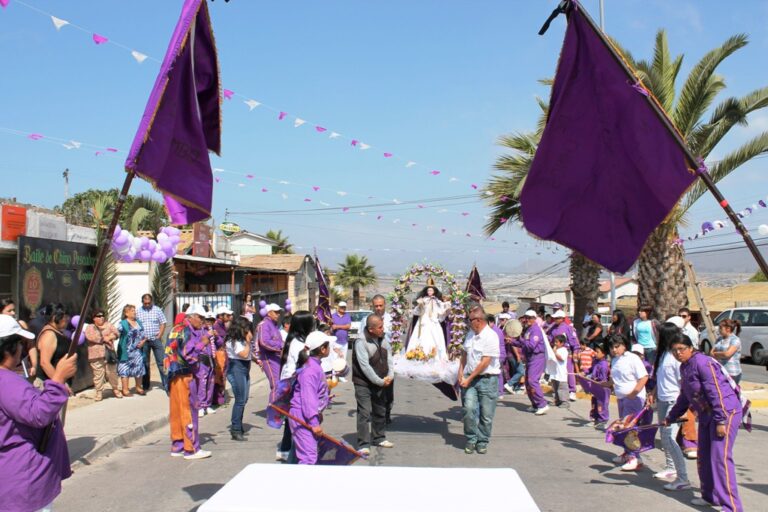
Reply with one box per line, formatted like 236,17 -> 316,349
742,360 -> 768,384
57,376 -> 767,512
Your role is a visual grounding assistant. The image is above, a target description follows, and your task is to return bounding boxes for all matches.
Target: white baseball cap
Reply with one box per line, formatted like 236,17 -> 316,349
186,304 -> 207,317
666,316 -> 684,329
631,344 -> 645,355
552,310 -> 566,319
305,330 -> 336,351
265,303 -> 282,313
214,305 -> 234,316
523,309 -> 538,318
0,315 -> 35,339
204,309 -> 216,320
337,301 -> 347,308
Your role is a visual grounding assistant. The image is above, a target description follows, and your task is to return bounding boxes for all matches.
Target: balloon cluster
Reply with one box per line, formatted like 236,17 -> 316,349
71,315 -> 87,346
110,225 -> 182,263
256,298 -> 293,318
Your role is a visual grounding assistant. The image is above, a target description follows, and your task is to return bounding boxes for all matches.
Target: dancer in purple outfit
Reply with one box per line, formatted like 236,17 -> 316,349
509,310 -> 549,415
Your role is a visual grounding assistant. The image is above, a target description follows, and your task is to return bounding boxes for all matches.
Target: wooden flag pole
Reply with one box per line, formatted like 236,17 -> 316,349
538,1 -> 768,278
269,404 -> 363,460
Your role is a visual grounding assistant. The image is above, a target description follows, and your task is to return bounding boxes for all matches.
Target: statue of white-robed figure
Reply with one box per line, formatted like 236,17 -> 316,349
406,285 -> 451,361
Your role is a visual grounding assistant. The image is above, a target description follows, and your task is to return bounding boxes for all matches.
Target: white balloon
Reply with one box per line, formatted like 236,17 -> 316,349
758,224 -> 768,236
157,232 -> 169,242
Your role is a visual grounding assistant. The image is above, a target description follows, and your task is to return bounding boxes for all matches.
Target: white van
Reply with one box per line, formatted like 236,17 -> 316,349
698,307 -> 768,365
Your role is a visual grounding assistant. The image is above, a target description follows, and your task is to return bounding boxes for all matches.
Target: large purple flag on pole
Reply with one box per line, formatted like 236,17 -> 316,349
314,255 -> 332,324
521,1 -> 697,273
125,0 -> 221,225
465,265 -> 486,302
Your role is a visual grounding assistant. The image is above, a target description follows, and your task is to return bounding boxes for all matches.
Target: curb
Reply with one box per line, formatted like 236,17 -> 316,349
69,373 -> 267,470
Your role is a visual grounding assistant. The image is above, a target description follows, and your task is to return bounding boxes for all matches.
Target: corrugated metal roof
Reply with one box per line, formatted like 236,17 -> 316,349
239,254 -> 310,273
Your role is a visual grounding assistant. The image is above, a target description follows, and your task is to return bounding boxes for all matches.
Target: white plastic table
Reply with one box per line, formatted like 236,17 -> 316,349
199,464 -> 540,512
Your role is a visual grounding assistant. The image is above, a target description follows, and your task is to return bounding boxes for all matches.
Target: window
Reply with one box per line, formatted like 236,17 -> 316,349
713,311 -> 731,324
751,311 -> 768,327
732,310 -> 751,326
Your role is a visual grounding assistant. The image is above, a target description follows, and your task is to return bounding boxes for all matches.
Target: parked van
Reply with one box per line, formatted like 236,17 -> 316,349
699,307 -> 768,365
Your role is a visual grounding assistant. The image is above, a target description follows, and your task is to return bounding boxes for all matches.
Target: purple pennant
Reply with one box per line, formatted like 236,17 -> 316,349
0,1 -> 9,9
461,212 -> 470,216
312,186 -> 320,191
342,207 -> 350,212
278,112 -> 287,120
106,147 -> 118,152
223,89 -> 234,100
245,174 -> 254,178
759,200 -> 766,208
315,126 -> 327,133
92,33 -> 109,45
351,140 -> 359,147
124,0 -> 221,225
519,4 -> 696,274
430,170 -> 441,175
27,133 -> 44,140
261,188 -> 268,192
377,215 -> 383,220
384,152 -> 393,158
304,198 -> 312,202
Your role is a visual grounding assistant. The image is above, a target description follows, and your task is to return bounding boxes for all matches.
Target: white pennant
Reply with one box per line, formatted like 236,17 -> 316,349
329,132 -> 341,139
405,161 -> 416,168
213,168 -> 225,173
294,118 -> 306,128
359,143 -> 370,150
336,191 -> 348,196
50,16 -> 70,31
244,99 -> 261,111
281,193 -> 288,200
279,180 -> 290,185
62,143 -> 75,150
319,201 -> 330,206
238,183 -> 245,188
392,199 -> 401,204
69,140 -> 82,149
449,177 -> 458,182
131,50 -> 148,64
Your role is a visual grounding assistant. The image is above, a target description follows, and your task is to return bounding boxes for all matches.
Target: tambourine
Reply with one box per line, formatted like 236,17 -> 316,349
332,358 -> 350,377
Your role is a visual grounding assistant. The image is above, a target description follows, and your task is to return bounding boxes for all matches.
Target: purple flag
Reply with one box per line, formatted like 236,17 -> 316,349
576,374 -> 609,402
520,2 -> 697,273
266,377 -> 295,429
314,255 -> 332,324
465,265 -> 486,301
125,0 -> 221,225
316,436 -> 362,466
605,407 -> 656,453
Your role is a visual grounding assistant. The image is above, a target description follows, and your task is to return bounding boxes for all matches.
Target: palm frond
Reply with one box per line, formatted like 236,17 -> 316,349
673,34 -> 748,136
129,207 -> 151,233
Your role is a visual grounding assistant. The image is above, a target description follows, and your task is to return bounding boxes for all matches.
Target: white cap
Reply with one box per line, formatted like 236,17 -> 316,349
186,304 -> 207,317
666,316 -> 684,329
204,309 -> 216,320
552,310 -> 566,319
305,330 -> 336,351
0,315 -> 35,339
498,313 -> 511,320
631,344 -> 645,355
214,305 -> 233,316
265,303 -> 282,313
337,301 -> 347,308
523,309 -> 538,318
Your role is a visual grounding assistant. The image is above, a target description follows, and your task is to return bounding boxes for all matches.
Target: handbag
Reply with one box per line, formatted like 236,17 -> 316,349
105,348 -> 118,365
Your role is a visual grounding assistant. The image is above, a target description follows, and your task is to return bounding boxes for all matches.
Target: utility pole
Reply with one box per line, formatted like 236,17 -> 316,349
62,168 -> 70,200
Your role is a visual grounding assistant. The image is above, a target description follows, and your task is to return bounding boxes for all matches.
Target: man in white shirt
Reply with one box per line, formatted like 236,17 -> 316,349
677,308 -> 700,349
458,305 -> 500,455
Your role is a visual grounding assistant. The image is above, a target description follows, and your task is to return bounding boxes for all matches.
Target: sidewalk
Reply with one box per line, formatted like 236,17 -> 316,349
65,367 -> 266,470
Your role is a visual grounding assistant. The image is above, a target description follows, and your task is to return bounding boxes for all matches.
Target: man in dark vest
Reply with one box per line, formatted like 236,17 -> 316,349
353,314 -> 394,456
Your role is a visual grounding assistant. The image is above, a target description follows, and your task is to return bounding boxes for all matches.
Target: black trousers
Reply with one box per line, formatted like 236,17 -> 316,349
355,384 -> 387,448
385,379 -> 394,418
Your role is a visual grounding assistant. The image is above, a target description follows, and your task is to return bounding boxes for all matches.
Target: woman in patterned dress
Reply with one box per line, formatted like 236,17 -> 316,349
117,304 -> 147,396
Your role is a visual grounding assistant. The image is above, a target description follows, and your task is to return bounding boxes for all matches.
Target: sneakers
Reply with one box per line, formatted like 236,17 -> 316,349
183,449 -> 211,460
620,456 -> 642,471
534,405 -> 550,415
359,447 -> 370,456
653,469 -> 677,480
569,392 -> 577,401
464,443 -> 476,454
526,406 -> 537,413
275,450 -> 289,461
198,409 -> 206,418
170,451 -> 184,458
206,407 -> 215,415
612,453 -> 628,464
690,497 -> 718,508
504,383 -> 515,394
376,440 -> 394,448
664,480 -> 692,491
476,445 -> 488,455
684,450 -> 698,460
230,431 -> 245,441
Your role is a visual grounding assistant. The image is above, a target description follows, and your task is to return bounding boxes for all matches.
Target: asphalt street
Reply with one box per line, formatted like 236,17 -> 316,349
57,373 -> 767,512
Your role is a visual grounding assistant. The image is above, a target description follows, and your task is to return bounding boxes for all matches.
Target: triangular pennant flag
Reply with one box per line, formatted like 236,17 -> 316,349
51,16 -> 70,31
278,112 -> 288,120
131,50 -> 148,63
359,143 -> 371,150
223,89 -> 234,100
315,126 -> 327,133
336,191 -> 347,196
27,133 -> 43,140
69,140 -> 82,148
0,0 -> 9,9
405,161 -> 416,168
383,153 -> 393,158
294,118 -> 306,128
244,99 -> 261,111
92,33 -> 109,45
329,132 -> 341,139
125,0 -> 221,225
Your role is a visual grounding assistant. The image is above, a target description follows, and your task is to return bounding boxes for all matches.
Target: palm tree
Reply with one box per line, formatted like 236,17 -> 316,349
336,254 -> 377,309
483,98 -> 601,332
265,229 -> 294,254
611,31 -> 768,318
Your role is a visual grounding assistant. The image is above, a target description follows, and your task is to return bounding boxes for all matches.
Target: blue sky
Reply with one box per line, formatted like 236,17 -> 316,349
1,0 -> 767,274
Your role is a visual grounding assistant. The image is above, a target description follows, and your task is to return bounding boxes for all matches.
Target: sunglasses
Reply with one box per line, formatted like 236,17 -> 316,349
94,314 -> 105,318
680,314 -> 689,318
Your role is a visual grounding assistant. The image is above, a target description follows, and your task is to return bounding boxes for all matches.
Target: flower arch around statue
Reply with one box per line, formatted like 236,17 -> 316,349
388,263 -> 469,359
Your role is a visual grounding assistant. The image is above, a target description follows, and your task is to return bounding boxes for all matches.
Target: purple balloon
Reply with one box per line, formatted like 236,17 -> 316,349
114,225 -> 122,238
285,304 -> 292,313
121,253 -> 135,263
285,299 -> 292,305
152,251 -> 168,263
71,315 -> 81,328
701,221 -> 715,233
139,249 -> 152,262
259,307 -> 267,317
139,236 -> 150,250
259,300 -> 267,308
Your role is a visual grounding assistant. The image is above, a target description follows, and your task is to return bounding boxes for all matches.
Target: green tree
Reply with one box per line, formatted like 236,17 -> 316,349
749,270 -> 767,282
265,229 -> 294,254
611,32 -> 768,318
336,254 -> 377,309
483,94 -> 601,331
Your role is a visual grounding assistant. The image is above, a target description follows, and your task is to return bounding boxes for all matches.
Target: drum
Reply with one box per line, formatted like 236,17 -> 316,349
332,358 -> 350,377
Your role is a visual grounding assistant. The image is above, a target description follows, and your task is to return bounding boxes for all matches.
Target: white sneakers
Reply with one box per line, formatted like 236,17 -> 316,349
569,392 -> 577,401
504,383 -> 515,394
664,480 -> 692,491
377,440 -> 394,448
685,450 -> 698,460
534,405 -> 550,415
620,456 -> 642,471
206,407 -> 215,415
690,497 -> 719,508
198,409 -> 206,418
183,449 -> 211,460
653,469 -> 677,480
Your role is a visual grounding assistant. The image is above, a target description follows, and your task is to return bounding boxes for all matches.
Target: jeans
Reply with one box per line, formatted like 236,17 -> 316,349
226,359 -> 251,433
355,384 -> 387,448
142,338 -> 168,391
506,360 -> 525,389
657,399 -> 689,481
461,374 -> 499,446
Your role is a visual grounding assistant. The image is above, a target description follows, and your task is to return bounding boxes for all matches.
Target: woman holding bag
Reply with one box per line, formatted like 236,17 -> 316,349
85,308 -> 122,401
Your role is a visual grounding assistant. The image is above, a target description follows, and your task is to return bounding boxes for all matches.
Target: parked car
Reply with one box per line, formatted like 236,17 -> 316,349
698,307 -> 768,365
348,310 -> 373,341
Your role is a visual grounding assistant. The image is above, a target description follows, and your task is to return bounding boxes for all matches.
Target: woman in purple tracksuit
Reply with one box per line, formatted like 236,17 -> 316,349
509,310 -> 549,415
665,335 -> 744,511
289,331 -> 332,465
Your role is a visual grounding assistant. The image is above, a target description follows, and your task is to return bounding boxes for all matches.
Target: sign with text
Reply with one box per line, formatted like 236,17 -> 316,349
1,204 -> 27,241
